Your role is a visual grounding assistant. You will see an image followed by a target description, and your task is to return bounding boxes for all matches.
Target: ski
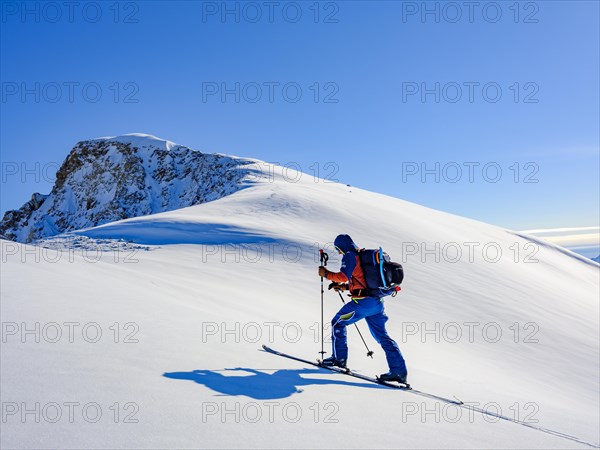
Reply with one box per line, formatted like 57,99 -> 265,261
262,344 -> 463,405
316,360 -> 412,390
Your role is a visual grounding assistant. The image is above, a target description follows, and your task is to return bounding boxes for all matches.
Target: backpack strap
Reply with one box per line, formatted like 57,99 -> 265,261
378,247 -> 386,287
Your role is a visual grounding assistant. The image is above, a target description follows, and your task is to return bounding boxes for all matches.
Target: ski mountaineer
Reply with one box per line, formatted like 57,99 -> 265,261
317,234 -> 408,383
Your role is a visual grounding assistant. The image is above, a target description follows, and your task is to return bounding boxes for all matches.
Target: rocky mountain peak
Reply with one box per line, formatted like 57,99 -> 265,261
1,134 -> 252,242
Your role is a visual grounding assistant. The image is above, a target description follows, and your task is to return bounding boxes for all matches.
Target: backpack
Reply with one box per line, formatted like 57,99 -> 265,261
357,247 -> 404,297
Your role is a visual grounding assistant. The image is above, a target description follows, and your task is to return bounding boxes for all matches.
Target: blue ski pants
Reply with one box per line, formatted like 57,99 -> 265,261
331,296 -> 407,374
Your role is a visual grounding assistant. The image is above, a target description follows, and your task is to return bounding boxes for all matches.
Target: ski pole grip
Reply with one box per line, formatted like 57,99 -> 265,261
320,249 -> 328,266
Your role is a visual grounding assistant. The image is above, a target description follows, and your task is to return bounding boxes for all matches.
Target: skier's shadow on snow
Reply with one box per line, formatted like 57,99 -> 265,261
163,367 -> 383,399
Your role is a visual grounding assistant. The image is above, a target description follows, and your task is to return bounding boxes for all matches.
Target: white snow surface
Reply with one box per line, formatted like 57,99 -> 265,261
1,146 -> 599,449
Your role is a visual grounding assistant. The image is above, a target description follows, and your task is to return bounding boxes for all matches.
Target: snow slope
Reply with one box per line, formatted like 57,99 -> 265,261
1,142 -> 599,449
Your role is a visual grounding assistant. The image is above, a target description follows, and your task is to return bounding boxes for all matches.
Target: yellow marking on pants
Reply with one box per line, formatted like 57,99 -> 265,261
340,312 -> 356,321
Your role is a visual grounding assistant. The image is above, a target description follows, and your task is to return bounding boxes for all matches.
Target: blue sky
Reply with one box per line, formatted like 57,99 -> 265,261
1,0 -> 598,232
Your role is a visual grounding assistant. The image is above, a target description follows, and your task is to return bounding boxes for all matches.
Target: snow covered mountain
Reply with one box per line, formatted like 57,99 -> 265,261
0,134 -> 254,242
1,134 -> 598,449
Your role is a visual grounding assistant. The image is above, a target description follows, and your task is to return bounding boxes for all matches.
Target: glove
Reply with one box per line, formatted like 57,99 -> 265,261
318,266 -> 330,278
328,282 -> 347,292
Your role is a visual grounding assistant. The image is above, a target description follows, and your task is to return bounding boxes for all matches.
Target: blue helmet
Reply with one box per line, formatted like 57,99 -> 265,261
334,234 -> 358,254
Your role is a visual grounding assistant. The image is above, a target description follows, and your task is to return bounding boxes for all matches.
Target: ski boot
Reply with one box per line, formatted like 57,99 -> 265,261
378,371 -> 408,384
320,356 -> 347,369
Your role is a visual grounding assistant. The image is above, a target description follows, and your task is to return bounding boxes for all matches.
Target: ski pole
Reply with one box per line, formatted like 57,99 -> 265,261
335,291 -> 374,358
319,249 -> 328,358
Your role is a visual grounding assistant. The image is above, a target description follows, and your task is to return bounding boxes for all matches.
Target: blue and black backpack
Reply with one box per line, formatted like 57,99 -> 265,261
357,248 -> 404,298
